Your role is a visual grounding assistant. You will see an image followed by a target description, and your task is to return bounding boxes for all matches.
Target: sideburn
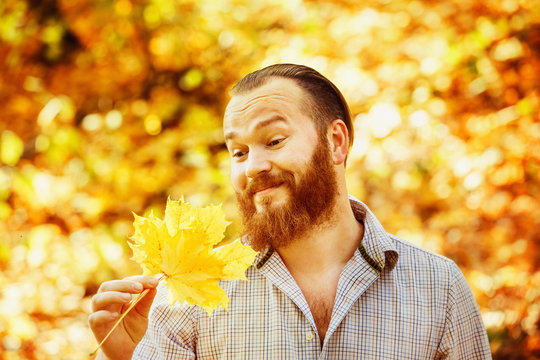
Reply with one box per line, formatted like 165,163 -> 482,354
237,138 -> 338,252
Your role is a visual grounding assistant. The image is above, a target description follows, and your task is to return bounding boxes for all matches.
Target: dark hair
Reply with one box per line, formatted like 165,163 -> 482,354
230,64 -> 354,162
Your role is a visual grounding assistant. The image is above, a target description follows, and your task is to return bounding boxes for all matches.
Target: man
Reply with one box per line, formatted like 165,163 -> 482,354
89,64 -> 492,359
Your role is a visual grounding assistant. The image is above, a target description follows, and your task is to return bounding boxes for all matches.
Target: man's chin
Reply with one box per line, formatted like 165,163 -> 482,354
251,185 -> 288,205
253,200 -> 278,214
253,192 -> 289,212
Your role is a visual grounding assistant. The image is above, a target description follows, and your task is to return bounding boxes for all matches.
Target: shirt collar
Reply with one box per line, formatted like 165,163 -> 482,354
349,195 -> 399,273
254,195 -> 399,273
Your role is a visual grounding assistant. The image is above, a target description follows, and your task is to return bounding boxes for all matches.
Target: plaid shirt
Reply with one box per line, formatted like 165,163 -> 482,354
133,197 -> 491,359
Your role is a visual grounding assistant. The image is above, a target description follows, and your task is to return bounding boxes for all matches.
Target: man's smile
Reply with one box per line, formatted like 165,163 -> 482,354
253,182 -> 283,196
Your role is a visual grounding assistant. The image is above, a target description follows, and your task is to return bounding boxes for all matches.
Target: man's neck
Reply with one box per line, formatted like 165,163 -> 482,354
275,194 -> 364,277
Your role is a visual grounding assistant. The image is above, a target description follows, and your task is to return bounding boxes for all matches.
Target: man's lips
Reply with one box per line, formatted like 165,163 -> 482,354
252,182 -> 283,195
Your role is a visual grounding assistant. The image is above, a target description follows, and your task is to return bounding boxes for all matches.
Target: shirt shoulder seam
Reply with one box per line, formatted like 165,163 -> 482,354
387,233 -> 455,265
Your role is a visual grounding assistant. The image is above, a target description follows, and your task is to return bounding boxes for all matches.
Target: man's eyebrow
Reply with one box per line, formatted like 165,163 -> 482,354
224,130 -> 237,141
224,116 -> 287,141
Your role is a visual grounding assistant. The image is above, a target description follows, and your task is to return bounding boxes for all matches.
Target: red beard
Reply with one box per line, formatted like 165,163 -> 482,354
236,138 -> 338,251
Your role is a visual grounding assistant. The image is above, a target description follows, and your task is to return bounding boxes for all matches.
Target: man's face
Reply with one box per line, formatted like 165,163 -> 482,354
224,78 -> 338,250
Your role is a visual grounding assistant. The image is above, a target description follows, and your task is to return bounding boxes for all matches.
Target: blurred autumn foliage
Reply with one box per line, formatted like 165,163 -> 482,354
0,0 -> 539,358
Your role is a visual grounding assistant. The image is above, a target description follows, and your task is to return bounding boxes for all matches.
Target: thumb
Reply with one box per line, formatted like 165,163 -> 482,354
134,288 -> 157,318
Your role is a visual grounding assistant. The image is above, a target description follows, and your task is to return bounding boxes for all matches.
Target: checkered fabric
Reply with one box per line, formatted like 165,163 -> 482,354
133,196 -> 492,359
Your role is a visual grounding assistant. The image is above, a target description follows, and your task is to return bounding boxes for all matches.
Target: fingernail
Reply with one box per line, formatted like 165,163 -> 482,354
149,278 -> 158,286
133,283 -> 143,291
110,312 -> 118,319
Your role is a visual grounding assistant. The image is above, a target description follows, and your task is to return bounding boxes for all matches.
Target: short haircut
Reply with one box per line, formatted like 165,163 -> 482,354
230,64 -> 354,162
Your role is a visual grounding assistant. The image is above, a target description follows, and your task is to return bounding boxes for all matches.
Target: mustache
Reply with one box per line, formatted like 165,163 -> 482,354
245,172 -> 294,197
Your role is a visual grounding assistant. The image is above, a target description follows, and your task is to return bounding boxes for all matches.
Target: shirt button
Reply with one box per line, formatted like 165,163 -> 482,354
305,331 -> 314,341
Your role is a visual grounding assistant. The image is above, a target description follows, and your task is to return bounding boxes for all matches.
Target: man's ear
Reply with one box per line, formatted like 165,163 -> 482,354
327,119 -> 349,165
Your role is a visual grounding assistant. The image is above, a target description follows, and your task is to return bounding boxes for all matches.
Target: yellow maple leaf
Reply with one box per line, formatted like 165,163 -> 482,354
129,212 -> 166,275
165,197 -> 230,247
128,197 -> 257,315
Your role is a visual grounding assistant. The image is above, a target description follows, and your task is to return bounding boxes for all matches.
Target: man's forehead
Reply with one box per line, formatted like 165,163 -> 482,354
226,78 -> 307,112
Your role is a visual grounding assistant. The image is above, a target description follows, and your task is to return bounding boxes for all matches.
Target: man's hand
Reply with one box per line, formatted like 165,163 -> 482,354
89,276 -> 158,360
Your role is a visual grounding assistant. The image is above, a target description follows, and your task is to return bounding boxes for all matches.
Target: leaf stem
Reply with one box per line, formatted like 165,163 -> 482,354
90,274 -> 166,357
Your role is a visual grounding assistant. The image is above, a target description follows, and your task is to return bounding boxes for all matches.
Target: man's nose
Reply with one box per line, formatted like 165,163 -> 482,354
245,149 -> 271,179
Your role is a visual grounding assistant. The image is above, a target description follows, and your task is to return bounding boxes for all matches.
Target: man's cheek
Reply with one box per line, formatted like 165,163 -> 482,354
231,174 -> 245,193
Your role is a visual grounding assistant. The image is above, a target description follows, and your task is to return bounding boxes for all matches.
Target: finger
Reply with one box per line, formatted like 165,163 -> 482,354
88,310 -> 119,332
99,277 -> 157,294
92,291 -> 133,312
133,288 -> 157,318
123,275 -> 160,288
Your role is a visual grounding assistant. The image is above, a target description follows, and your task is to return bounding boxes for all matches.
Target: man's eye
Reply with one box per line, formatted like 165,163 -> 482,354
232,150 -> 247,158
267,138 -> 284,147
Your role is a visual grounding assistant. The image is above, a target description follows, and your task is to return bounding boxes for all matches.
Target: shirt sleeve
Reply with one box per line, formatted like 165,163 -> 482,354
436,261 -> 492,359
132,284 -> 197,360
